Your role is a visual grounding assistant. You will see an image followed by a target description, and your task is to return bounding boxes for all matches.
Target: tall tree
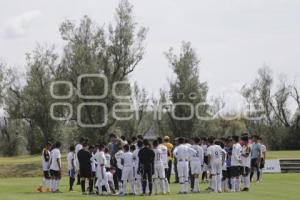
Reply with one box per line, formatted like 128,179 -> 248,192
57,0 -> 147,141
165,42 -> 208,137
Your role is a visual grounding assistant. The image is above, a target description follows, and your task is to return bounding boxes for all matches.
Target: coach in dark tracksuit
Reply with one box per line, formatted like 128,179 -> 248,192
138,139 -> 155,196
77,142 -> 93,194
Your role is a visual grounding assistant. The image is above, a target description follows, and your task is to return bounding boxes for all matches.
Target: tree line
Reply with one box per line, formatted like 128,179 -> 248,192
0,0 -> 299,155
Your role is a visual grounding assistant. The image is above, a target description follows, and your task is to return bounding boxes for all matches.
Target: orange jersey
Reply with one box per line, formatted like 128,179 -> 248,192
164,142 -> 174,160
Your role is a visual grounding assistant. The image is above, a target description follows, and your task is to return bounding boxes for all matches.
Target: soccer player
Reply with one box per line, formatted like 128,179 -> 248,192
37,142 -> 51,192
67,145 -> 76,191
241,135 -> 251,191
250,135 -> 261,182
89,145 -> 96,194
190,137 -> 204,193
107,167 -> 117,194
121,144 -> 135,195
95,144 -> 111,195
174,137 -> 196,194
75,137 -> 85,185
259,137 -> 266,181
104,147 -> 111,171
163,136 -> 174,183
120,136 -> 128,145
49,141 -> 62,193
115,143 -> 124,194
220,141 -> 228,192
201,137 -> 209,183
138,139 -> 155,196
230,136 -> 242,192
157,137 -> 170,194
225,137 -> 233,190
131,136 -> 138,147
207,138 -> 225,193
152,140 -> 166,195
77,142 -> 93,195
132,140 -> 143,194
173,138 -> 180,183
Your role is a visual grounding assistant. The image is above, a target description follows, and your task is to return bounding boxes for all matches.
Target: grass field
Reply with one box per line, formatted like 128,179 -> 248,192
0,174 -> 299,200
0,151 -> 299,199
266,151 -> 300,159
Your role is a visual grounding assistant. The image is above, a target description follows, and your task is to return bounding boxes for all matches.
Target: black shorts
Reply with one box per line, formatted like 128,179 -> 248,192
241,166 -> 250,176
92,172 -> 96,178
230,166 -> 241,177
222,170 -> 228,181
43,170 -> 50,179
251,158 -> 259,169
260,158 -> 265,169
68,169 -> 75,178
80,167 -> 92,178
116,168 -> 122,181
204,156 -> 208,165
226,167 -> 232,179
50,169 -> 61,179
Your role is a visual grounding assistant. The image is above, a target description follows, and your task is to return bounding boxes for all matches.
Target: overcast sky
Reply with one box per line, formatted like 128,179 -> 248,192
1,0 -> 300,110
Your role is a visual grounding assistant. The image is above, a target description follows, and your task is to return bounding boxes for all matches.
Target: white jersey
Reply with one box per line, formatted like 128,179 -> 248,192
190,144 -> 204,164
94,151 -> 106,166
132,148 -> 140,168
115,150 -> 124,169
174,144 -> 196,161
75,144 -> 83,155
158,144 -> 168,168
41,149 -> 50,171
261,144 -> 266,157
207,144 -> 223,163
91,153 -> 96,172
153,148 -> 164,167
231,143 -> 242,166
67,152 -> 75,170
50,148 -> 61,171
241,145 -> 251,168
121,152 -> 134,168
105,153 -> 111,168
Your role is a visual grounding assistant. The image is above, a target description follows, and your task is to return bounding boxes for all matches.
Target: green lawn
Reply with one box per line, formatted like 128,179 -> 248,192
0,174 -> 299,200
267,151 -> 300,159
0,151 -> 299,199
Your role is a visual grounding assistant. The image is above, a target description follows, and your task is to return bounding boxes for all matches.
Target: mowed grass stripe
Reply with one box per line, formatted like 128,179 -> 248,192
0,174 -> 299,200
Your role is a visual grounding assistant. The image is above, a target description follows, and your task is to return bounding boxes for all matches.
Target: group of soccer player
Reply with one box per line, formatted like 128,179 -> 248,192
37,133 -> 266,196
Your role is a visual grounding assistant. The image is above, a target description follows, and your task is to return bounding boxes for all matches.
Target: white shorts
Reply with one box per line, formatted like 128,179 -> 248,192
177,161 -> 189,179
122,166 -> 134,181
153,165 -> 165,179
96,165 -> 107,181
190,161 -> 202,175
210,160 -> 222,175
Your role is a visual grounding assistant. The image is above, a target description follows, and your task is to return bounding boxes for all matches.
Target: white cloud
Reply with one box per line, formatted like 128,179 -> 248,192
0,10 -> 41,38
